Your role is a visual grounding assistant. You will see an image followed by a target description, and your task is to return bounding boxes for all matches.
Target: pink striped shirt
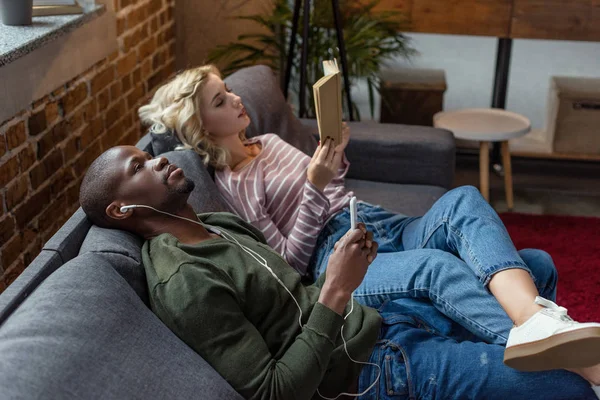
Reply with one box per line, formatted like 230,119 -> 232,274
215,134 -> 352,275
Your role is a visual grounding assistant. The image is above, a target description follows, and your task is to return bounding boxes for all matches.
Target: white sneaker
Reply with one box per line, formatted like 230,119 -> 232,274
504,296 -> 600,371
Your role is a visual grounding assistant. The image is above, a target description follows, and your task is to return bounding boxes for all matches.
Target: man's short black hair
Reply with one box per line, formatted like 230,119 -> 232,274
79,148 -> 121,228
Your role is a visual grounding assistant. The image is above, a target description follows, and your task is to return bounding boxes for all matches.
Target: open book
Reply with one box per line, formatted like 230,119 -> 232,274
313,59 -> 343,146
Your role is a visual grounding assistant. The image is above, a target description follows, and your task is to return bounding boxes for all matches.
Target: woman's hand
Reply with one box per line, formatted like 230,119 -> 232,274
307,138 -> 343,192
335,122 -> 350,153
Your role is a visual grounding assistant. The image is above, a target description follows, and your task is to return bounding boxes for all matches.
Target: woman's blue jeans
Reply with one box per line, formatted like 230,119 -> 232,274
309,186 -> 596,399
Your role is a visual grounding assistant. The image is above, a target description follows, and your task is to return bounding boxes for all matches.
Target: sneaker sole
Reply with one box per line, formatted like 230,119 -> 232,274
503,327 -> 600,371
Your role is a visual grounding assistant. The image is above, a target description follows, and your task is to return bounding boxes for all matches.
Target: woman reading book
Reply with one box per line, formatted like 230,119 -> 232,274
138,64 -> 600,387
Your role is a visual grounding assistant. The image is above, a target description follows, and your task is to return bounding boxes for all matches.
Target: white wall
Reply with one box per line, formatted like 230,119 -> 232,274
353,33 -> 600,153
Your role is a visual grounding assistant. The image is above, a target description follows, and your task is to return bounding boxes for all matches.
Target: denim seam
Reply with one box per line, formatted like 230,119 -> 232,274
480,262 -> 532,287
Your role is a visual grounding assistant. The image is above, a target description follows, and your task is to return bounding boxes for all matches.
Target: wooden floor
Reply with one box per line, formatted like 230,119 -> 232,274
453,150 -> 600,217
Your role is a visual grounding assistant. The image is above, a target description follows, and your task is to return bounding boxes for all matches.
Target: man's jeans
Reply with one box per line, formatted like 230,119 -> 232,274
309,186 -> 596,398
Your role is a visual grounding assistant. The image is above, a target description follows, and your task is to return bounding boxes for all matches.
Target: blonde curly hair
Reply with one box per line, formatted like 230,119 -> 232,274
138,64 -> 245,169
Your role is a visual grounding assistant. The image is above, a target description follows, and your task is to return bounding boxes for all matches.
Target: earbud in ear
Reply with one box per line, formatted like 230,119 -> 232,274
120,205 -> 135,213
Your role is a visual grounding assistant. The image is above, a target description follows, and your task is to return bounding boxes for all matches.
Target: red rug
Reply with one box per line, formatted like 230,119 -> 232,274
499,212 -> 600,322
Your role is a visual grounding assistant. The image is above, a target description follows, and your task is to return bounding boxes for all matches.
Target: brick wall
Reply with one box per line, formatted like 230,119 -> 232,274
0,0 -> 176,293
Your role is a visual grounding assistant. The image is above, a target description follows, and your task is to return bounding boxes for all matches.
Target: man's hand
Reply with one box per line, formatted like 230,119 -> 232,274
318,223 -> 378,314
307,138 -> 343,192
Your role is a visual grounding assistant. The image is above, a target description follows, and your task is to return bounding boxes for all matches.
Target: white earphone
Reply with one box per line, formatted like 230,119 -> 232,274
121,204 -> 380,398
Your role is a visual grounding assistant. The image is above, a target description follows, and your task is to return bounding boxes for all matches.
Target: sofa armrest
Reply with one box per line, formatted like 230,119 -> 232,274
300,119 -> 456,189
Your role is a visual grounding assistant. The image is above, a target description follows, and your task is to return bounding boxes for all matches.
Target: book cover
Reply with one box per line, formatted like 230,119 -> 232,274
313,59 -> 343,146
32,4 -> 83,16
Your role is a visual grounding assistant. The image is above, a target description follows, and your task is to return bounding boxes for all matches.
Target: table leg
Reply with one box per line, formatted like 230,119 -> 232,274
479,142 -> 490,202
501,140 -> 514,210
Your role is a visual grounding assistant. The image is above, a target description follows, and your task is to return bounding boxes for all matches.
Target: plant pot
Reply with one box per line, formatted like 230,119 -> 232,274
0,0 -> 34,26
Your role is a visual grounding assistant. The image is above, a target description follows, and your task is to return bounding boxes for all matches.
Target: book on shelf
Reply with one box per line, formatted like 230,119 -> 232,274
32,0 -> 84,16
312,59 -> 343,147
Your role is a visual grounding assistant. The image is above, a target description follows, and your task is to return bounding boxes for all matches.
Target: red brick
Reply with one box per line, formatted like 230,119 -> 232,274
1,234 -> 22,268
101,123 -> 125,150
62,82 -> 89,116
0,192 -> 3,217
30,149 -> 64,190
148,0 -> 162,15
2,259 -> 25,287
91,66 -> 116,95
152,50 -> 166,72
67,107 -> 86,133
28,110 -> 47,136
5,175 -> 28,211
73,141 -> 102,177
0,215 -> 16,245
97,88 -> 110,112
88,117 -> 105,139
116,15 -> 127,36
18,145 -> 36,172
127,5 -> 147,28
0,155 -> 19,187
5,121 -> 26,150
45,101 -> 61,125
110,81 -> 122,100
121,74 -> 132,93
127,84 -> 145,108
37,120 -> 69,159
139,37 -> 157,61
117,52 -> 139,77
140,58 -> 152,80
132,67 -> 142,85
38,195 -> 66,233
14,185 -> 51,228
104,99 -> 125,129
0,134 -> 6,158
66,177 -> 81,205
147,67 -> 168,92
150,16 -> 158,32
49,168 -> 74,197
62,135 -> 80,162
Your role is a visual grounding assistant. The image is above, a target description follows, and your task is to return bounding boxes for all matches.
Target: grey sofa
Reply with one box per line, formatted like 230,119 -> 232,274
0,65 -> 454,399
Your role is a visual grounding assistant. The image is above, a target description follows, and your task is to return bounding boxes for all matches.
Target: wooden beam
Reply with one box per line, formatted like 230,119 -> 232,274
511,0 -> 600,41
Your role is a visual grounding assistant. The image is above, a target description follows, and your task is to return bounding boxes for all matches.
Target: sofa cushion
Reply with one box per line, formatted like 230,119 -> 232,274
0,253 -> 243,400
160,149 -> 231,213
79,226 -> 148,304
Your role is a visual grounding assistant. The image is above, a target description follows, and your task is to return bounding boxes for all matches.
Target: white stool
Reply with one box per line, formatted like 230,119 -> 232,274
434,108 -> 531,210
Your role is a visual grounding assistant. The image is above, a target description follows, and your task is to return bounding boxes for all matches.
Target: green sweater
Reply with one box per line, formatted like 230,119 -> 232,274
142,212 -> 381,400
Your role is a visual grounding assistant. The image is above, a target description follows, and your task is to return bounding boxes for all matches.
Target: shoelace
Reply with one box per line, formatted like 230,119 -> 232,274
535,296 -> 575,323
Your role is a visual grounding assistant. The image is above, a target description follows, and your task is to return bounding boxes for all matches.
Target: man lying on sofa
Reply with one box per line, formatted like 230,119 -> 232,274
78,145 -> 600,400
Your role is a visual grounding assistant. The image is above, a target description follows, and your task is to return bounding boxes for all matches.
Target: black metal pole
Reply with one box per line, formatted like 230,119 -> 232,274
331,0 -> 353,121
298,0 -> 311,117
491,38 -> 513,171
283,0 -> 302,99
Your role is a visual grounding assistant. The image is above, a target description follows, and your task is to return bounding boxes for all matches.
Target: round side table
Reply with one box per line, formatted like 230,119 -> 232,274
434,108 -> 531,210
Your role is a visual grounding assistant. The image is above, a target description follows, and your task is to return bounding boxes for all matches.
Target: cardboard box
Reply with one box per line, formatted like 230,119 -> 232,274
548,77 -> 600,155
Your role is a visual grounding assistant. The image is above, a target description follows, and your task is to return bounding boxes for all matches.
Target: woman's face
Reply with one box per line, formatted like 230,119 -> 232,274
198,73 -> 250,139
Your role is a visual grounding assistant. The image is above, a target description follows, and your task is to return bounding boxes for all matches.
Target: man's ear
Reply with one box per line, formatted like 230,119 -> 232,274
106,202 -> 132,221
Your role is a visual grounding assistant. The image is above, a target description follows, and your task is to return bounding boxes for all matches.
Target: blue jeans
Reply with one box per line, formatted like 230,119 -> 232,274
309,186 -> 596,398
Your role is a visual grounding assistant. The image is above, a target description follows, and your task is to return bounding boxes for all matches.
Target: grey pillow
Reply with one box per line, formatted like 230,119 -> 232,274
0,254 -> 243,400
160,149 -> 231,213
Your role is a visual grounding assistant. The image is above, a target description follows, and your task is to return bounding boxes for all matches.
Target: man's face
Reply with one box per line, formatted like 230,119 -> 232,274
109,146 -> 195,216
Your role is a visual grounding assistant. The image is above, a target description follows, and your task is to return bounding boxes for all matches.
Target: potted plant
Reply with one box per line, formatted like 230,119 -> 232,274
207,0 -> 416,120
